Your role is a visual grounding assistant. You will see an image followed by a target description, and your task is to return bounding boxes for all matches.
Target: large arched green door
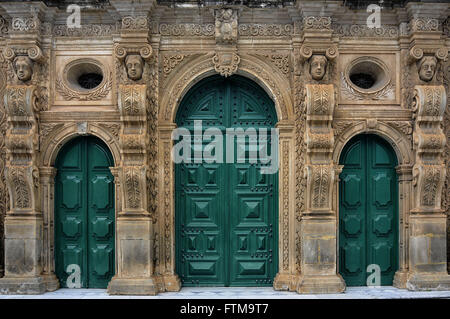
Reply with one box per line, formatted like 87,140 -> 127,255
339,134 -> 398,286
55,136 -> 115,288
175,75 -> 278,286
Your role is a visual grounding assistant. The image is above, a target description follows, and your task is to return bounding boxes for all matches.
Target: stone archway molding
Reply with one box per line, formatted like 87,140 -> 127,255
156,52 -> 298,293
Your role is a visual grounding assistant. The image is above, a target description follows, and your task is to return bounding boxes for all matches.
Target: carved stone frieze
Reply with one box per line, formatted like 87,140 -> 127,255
159,24 -> 214,37
11,16 -> 39,33
303,17 -> 332,30
409,18 -> 439,32
333,24 -> 399,38
0,16 -> 8,35
51,23 -> 119,37
121,16 -> 149,31
238,24 -> 293,36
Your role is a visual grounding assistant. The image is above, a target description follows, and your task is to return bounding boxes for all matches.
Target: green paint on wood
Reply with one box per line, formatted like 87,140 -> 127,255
55,136 -> 115,288
339,134 -> 398,286
175,75 -> 278,286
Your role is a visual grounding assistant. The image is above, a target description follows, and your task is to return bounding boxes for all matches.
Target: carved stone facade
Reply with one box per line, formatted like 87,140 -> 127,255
0,0 -> 448,294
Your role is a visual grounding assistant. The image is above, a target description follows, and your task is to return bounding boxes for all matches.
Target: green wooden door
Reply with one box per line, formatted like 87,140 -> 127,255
175,75 -> 278,286
339,134 -> 398,286
55,136 -> 115,288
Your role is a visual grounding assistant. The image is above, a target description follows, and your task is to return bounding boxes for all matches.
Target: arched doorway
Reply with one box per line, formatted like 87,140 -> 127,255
339,134 -> 399,286
175,74 -> 279,287
54,136 -> 115,288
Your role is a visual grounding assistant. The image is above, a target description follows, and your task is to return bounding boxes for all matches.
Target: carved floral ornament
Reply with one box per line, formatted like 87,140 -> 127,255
212,52 -> 240,77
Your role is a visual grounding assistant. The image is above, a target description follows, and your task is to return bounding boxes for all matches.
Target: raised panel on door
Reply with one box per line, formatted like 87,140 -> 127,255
55,136 -> 115,289
339,135 -> 398,287
175,75 -> 278,287
87,139 -> 115,288
339,136 -> 366,286
367,136 -> 398,285
176,159 -> 226,286
55,139 -> 88,288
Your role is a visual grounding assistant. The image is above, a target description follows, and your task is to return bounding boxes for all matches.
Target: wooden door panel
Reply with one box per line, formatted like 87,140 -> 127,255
339,135 -> 398,286
55,137 -> 115,288
175,75 -> 278,287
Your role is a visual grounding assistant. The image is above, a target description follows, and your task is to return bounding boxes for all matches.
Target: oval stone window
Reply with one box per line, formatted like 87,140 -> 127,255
345,57 -> 390,93
65,59 -> 105,91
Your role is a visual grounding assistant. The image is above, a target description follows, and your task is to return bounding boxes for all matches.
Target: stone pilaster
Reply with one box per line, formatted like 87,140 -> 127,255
297,84 -> 345,294
155,123 -> 181,292
406,85 -> 450,290
38,167 -> 59,292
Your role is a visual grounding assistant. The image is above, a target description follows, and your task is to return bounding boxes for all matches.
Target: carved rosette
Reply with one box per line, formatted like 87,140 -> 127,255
304,84 -> 336,213
412,85 -> 447,212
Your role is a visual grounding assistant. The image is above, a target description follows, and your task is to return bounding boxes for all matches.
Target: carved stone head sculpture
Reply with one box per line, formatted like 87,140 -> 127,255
13,56 -> 33,82
309,55 -> 328,81
417,56 -> 437,82
125,54 -> 144,81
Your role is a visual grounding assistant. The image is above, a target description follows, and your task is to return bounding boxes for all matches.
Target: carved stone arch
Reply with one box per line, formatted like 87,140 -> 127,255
333,121 -> 413,166
41,122 -> 120,167
157,51 -> 297,292
159,52 -> 293,123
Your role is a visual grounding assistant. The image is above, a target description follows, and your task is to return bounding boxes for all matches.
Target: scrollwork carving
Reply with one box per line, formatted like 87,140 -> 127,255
212,52 -> 240,77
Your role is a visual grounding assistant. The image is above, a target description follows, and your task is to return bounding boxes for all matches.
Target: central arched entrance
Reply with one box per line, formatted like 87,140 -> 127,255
175,75 -> 279,287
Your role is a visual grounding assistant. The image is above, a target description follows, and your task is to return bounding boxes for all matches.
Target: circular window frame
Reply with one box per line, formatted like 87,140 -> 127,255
344,56 -> 391,95
56,58 -> 112,101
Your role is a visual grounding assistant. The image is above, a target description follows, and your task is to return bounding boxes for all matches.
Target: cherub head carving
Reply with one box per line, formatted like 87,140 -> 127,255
13,56 -> 33,82
309,54 -> 328,81
125,54 -> 144,81
417,56 -> 437,82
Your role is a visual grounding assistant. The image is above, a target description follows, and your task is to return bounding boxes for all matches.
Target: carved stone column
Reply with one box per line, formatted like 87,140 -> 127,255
273,120 -> 299,291
155,122 -> 181,292
39,167 -> 59,291
406,85 -> 450,290
296,84 -> 345,293
393,165 -> 413,288
107,84 -> 157,295
0,85 -> 45,294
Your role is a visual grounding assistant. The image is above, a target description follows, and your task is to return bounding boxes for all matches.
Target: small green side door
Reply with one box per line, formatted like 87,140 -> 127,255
55,136 -> 115,288
339,134 -> 398,286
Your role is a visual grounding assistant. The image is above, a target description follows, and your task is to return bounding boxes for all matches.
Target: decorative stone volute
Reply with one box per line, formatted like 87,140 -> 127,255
411,85 -> 447,212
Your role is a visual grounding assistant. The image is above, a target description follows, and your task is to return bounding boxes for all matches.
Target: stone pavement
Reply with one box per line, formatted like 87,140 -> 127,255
0,286 -> 449,299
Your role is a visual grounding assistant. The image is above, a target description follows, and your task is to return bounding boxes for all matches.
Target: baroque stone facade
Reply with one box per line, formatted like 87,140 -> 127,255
0,0 -> 449,294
